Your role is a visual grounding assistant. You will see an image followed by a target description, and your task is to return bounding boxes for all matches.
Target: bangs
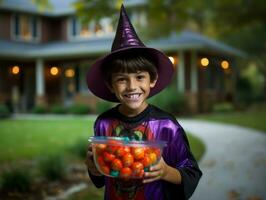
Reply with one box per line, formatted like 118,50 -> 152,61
102,53 -> 158,84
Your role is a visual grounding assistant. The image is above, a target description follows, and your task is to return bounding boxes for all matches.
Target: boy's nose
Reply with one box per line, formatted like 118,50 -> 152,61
127,78 -> 137,90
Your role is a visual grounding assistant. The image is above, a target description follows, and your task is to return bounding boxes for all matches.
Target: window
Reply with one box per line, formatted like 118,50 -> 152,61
12,14 -> 40,42
69,17 -> 114,39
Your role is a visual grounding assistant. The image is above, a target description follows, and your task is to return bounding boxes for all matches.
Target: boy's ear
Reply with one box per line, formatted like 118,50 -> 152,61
150,75 -> 158,88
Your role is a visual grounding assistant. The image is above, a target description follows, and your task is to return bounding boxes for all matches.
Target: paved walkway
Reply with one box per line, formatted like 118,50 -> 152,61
179,119 -> 266,200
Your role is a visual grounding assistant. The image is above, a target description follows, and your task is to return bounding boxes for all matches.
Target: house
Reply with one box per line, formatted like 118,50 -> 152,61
0,0 -> 244,113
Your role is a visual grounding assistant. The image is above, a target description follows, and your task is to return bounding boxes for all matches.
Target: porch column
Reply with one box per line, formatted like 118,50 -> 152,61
190,51 -> 198,93
35,58 -> 46,106
177,50 -> 185,92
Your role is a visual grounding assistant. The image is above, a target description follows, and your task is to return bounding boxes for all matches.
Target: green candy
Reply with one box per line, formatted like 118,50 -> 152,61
110,170 -> 119,177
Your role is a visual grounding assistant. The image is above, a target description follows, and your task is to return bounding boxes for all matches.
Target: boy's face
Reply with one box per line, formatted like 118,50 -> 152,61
110,71 -> 157,116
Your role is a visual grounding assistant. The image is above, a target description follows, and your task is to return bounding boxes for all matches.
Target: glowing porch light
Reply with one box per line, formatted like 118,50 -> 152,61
50,67 -> 59,76
65,69 -> 75,78
200,58 -> 209,67
221,60 -> 229,70
12,66 -> 20,74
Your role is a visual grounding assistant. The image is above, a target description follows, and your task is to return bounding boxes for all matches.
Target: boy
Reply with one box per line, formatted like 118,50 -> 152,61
85,5 -> 202,200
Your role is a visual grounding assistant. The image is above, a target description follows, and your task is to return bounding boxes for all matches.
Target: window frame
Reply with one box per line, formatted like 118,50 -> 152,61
11,13 -> 41,43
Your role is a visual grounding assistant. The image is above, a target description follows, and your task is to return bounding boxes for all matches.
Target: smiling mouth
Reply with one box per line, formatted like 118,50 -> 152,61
123,93 -> 141,100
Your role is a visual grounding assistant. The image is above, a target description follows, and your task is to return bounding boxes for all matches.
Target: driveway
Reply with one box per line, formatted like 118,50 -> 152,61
179,119 -> 266,200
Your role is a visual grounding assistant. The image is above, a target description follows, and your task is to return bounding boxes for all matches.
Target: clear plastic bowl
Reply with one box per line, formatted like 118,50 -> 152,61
89,136 -> 167,179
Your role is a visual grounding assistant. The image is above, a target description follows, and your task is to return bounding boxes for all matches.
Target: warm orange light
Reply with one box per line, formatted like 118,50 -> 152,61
221,60 -> 229,69
12,66 -> 20,74
169,56 -> 175,64
50,67 -> 59,76
200,58 -> 209,67
65,69 -> 75,78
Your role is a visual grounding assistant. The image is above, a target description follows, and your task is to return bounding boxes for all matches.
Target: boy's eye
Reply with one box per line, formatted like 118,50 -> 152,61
116,77 -> 126,82
136,75 -> 145,80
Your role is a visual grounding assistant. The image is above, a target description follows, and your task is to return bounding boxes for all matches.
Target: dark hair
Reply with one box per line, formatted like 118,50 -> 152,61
102,52 -> 158,85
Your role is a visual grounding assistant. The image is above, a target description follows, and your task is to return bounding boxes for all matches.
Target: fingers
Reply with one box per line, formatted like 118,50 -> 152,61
143,169 -> 163,183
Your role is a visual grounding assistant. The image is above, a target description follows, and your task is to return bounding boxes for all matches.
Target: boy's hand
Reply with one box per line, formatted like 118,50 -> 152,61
143,157 -> 168,184
85,144 -> 102,176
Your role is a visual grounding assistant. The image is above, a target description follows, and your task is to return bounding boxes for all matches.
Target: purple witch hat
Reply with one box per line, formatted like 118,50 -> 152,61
87,4 -> 174,102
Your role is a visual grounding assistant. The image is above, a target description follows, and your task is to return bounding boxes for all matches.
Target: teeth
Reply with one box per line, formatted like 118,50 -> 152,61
125,94 -> 140,99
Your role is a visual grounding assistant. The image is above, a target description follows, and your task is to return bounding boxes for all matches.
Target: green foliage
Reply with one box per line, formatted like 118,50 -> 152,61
0,168 -> 32,193
148,86 -> 186,114
38,155 -> 66,181
0,104 -> 10,118
67,104 -> 91,115
69,138 -> 88,159
236,76 -> 254,106
212,102 -> 234,113
96,100 -> 114,114
32,105 -> 47,114
50,104 -> 66,114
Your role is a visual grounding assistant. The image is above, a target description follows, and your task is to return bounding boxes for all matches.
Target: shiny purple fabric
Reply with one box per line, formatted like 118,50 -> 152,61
111,5 -> 145,51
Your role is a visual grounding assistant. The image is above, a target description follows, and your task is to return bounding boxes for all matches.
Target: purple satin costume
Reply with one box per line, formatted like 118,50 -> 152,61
89,105 -> 202,200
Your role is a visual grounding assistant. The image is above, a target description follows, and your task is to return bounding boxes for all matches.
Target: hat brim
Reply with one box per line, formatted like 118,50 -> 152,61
86,46 -> 174,102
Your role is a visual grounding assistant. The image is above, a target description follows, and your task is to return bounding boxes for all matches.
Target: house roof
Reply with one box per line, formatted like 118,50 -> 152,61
0,31 -> 245,60
0,0 -> 146,16
149,31 -> 245,57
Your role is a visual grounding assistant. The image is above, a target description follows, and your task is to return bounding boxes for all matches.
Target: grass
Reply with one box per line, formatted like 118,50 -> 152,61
0,118 -> 93,162
195,107 -> 266,132
0,118 -> 205,162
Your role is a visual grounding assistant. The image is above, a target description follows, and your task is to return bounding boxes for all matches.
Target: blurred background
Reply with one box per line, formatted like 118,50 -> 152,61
0,0 -> 265,199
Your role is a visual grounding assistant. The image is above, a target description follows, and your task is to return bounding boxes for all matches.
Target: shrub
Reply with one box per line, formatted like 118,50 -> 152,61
38,155 -> 66,181
50,104 -> 66,114
69,138 -> 88,159
148,86 -> 187,114
96,100 -> 114,114
32,105 -> 47,114
0,104 -> 10,118
0,168 -> 32,193
67,104 -> 91,115
212,102 -> 234,113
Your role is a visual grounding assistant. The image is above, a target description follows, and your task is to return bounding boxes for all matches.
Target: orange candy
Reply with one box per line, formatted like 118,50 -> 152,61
103,152 -> 115,162
149,152 -> 157,164
141,156 -> 151,168
111,158 -> 123,171
122,153 -> 134,167
131,162 -> 144,175
95,144 -> 107,155
131,147 -> 145,160
101,165 -> 110,175
120,167 -> 132,178
97,156 -> 105,167
115,147 -> 126,157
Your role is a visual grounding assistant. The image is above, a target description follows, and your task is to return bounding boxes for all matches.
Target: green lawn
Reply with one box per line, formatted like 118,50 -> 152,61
195,109 -> 266,132
0,118 -> 93,162
0,118 -> 205,162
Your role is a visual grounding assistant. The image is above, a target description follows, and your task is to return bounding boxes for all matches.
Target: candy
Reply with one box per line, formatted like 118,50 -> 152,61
141,156 -> 151,168
131,147 -> 145,160
101,165 -> 110,175
95,144 -> 107,155
115,147 -> 126,157
97,156 -> 105,167
122,153 -> 134,167
110,170 -> 119,177
149,152 -> 157,164
111,158 -> 123,171
103,152 -> 115,162
131,162 -> 144,175
120,167 -> 132,178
